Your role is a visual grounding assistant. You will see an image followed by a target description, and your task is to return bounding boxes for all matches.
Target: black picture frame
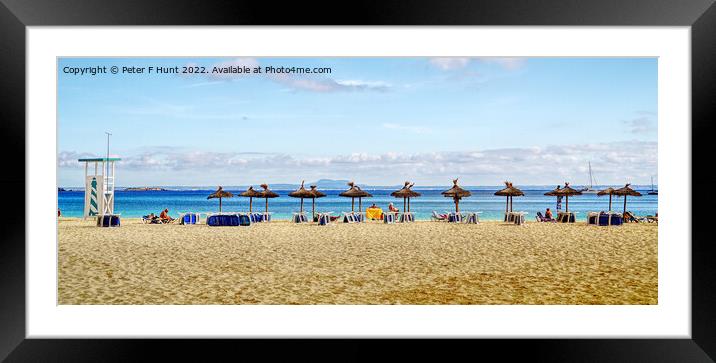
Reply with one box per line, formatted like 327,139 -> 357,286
1,0 -> 714,361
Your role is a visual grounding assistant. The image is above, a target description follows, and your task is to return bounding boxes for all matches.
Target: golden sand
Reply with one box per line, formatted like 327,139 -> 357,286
58,218 -> 657,305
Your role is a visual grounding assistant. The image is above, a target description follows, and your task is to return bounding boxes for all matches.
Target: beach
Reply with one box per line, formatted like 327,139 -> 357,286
57,218 -> 657,305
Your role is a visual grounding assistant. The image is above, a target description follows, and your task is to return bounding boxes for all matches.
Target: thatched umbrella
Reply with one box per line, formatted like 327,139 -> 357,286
544,183 -> 582,212
390,181 -> 421,213
556,182 -> 582,212
239,186 -> 262,213
544,185 -> 563,210
613,183 -> 642,216
207,186 -> 233,213
309,185 -> 326,220
441,178 -> 472,213
258,183 -> 279,215
339,181 -> 372,212
288,181 -> 314,214
597,187 -> 617,211
494,181 -> 524,213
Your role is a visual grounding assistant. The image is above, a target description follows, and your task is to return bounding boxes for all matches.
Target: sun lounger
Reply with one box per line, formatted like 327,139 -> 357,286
178,212 -> 200,225
383,212 -> 396,224
399,212 -> 415,223
448,212 -> 462,223
342,212 -> 356,223
206,213 -> 249,227
431,211 -> 448,222
535,211 -> 556,222
292,212 -> 308,223
142,214 -> 161,224
624,211 -> 648,223
463,212 -> 479,224
97,214 -> 121,227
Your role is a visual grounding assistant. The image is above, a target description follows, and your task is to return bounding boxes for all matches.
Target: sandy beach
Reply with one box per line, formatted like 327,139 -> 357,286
58,218 -> 657,305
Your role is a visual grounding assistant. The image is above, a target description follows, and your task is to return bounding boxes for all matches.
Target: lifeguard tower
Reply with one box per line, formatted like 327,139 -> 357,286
78,157 -> 121,218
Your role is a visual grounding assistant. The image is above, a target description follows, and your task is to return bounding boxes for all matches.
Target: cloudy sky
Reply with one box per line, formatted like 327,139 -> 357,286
58,57 -> 657,187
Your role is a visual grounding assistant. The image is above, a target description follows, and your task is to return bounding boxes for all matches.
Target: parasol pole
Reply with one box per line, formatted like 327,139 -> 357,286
565,195 -> 569,213
249,197 -> 253,213
623,195 -> 627,216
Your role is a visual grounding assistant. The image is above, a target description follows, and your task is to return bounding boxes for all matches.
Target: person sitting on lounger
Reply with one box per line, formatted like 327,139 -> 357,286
160,208 -> 173,223
545,208 -> 554,221
370,203 -> 378,209
388,202 -> 399,214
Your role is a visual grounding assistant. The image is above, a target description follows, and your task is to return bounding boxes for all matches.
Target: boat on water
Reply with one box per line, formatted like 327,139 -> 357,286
580,162 -> 599,193
648,176 -> 658,195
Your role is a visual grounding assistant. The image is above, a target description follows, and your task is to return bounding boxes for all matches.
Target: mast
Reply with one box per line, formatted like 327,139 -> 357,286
588,161 -> 594,188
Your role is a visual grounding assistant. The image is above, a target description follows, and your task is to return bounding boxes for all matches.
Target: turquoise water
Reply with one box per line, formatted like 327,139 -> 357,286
58,188 -> 658,221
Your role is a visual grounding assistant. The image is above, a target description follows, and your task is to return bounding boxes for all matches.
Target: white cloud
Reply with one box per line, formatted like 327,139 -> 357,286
270,74 -> 390,92
429,57 -> 527,71
429,57 -> 470,70
181,58 -> 390,93
59,141 -> 657,185
478,57 -> 526,70
624,116 -> 656,134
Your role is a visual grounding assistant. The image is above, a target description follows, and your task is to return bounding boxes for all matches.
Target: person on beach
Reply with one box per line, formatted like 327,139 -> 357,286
388,202 -> 399,214
545,208 -> 553,221
370,203 -> 378,209
160,208 -> 173,223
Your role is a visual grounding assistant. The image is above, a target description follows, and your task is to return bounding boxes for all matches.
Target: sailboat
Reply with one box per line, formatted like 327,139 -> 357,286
580,161 -> 599,193
648,176 -> 658,195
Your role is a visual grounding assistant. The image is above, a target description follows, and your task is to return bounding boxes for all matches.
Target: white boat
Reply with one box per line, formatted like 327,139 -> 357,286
580,162 -> 599,193
648,176 -> 658,195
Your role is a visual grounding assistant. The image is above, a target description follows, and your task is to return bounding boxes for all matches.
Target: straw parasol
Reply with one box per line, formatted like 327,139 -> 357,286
544,185 -> 563,210
257,183 -> 279,215
557,182 -> 582,212
441,178 -> 472,213
288,181 -> 314,214
339,181 -> 372,212
239,186 -> 262,212
207,186 -> 233,213
597,187 -> 617,211
390,181 -> 421,213
308,185 -> 326,220
613,183 -> 642,216
494,181 -> 524,213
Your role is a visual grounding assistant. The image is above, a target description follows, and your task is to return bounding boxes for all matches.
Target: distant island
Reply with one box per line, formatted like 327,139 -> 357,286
124,187 -> 168,191
58,187 -> 67,192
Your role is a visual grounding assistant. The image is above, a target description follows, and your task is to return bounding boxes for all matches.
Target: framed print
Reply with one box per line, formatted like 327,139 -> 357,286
2,0 -> 715,361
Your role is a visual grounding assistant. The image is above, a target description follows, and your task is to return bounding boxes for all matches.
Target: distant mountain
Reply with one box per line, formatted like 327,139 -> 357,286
308,179 -> 359,189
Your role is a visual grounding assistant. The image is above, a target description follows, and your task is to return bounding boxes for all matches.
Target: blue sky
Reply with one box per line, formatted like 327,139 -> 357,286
58,57 -> 657,187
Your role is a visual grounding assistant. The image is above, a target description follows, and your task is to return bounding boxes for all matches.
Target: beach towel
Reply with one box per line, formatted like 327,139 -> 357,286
366,208 -> 383,220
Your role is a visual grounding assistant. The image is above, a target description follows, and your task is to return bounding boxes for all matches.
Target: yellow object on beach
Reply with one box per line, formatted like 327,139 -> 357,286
366,207 -> 383,220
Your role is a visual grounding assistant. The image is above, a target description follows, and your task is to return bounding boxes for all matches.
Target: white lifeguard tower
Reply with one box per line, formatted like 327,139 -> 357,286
78,157 -> 121,218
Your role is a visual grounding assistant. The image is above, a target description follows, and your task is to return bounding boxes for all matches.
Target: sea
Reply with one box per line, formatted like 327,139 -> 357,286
57,186 -> 658,221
